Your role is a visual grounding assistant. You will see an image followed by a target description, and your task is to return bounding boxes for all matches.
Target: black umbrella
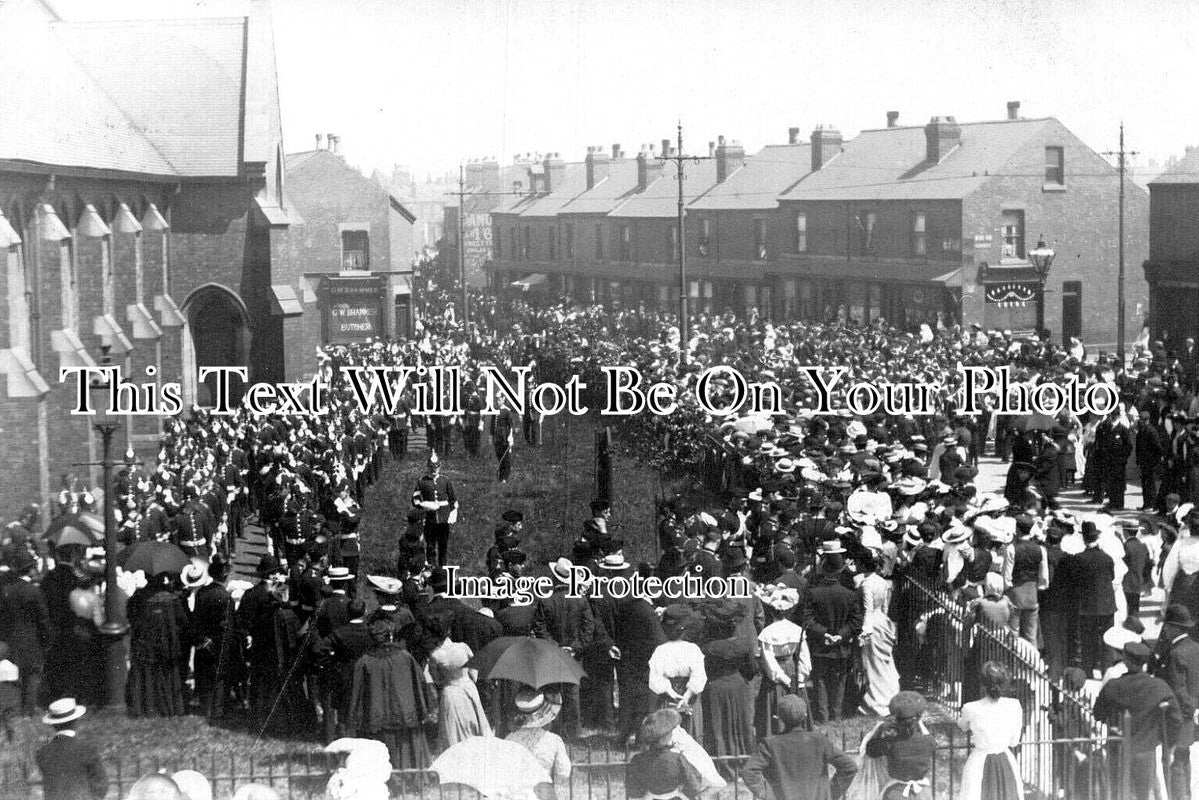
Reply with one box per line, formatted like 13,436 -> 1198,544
468,636 -> 586,689
1010,413 -> 1058,433
114,541 -> 190,575
44,513 -> 104,547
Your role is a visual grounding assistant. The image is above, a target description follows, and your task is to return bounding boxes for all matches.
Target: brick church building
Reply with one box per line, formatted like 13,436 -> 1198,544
0,0 -> 309,520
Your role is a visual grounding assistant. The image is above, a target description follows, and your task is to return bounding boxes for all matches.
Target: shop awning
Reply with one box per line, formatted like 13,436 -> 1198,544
511,273 -> 548,290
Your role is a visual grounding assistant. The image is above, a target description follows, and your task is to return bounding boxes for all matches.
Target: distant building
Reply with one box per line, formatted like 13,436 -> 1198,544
285,143 -> 417,342
1144,146 -> 1199,344
0,0 -> 306,519
486,103 -> 1148,347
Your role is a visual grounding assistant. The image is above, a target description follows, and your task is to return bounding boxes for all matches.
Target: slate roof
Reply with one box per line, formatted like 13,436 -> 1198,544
779,118 -> 1055,202
517,162 -> 589,218
0,0 -> 282,179
610,158 -> 720,218
1150,148 -> 1199,185
560,159 -> 641,215
286,149 -> 416,223
690,144 -> 812,210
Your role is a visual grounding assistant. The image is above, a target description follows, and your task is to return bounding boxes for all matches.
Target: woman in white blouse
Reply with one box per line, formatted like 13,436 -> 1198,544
647,605 -> 708,741
1162,505 -> 1199,621
958,662 -> 1024,800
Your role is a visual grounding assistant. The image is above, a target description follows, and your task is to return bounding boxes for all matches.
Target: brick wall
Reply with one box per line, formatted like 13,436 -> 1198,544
1149,185 -> 1199,262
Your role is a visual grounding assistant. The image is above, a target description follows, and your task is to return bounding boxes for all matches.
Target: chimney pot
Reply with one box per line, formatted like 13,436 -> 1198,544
1007,101 -> 1020,120
718,135 -> 725,146
315,133 -> 324,149
327,133 -> 336,150
886,111 -> 899,128
709,141 -> 716,156
612,143 -> 620,158
788,127 -> 800,145
662,138 -> 671,155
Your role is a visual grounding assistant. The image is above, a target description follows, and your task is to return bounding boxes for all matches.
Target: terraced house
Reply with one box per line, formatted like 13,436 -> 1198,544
486,103 -> 1147,348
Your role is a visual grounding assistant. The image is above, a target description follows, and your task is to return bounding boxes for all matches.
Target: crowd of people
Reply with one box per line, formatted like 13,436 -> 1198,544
7,283 -> 1199,799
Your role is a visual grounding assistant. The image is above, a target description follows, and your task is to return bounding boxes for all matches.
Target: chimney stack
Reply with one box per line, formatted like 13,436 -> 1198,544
636,145 -> 663,190
886,111 -> 899,128
327,133 -> 336,152
810,126 -> 843,171
716,137 -> 746,183
543,152 -> 566,193
479,156 -> 500,192
661,138 -> 671,157
709,141 -> 716,157
611,143 -> 621,159
924,116 -> 961,163
788,127 -> 801,145
315,133 -> 324,149
1007,101 -> 1020,120
586,145 -> 610,189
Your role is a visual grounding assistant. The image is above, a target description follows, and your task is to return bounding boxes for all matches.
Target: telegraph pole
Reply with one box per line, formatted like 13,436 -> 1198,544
457,165 -> 468,325
1103,123 -> 1137,364
659,122 -> 715,366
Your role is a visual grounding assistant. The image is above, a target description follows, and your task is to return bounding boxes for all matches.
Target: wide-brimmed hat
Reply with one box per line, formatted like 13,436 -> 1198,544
549,557 -> 578,583
366,574 -> 403,596
514,688 -> 562,729
181,560 -> 213,589
43,697 -> 86,726
638,708 -> 681,747
1102,625 -> 1141,650
817,539 -> 846,555
941,521 -> 971,545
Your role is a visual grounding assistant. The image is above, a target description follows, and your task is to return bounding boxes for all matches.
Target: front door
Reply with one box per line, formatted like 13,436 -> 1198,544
1061,281 -> 1082,344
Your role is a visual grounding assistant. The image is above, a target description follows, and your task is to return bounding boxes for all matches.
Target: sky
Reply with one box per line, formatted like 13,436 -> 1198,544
47,0 -> 1199,181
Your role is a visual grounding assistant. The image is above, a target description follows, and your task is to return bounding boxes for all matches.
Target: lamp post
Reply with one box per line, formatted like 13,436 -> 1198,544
82,367 -> 135,709
1028,236 -> 1056,338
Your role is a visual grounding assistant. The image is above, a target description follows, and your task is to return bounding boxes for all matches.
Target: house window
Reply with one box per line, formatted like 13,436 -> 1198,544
1001,210 -> 1025,259
698,218 -> 710,257
857,211 -> 877,254
341,230 -> 369,270
620,224 -> 632,261
912,213 -> 927,256
595,224 -> 604,260
1045,146 -> 1065,185
795,213 -> 807,252
566,224 -> 574,259
754,219 -> 768,260
522,226 -> 530,260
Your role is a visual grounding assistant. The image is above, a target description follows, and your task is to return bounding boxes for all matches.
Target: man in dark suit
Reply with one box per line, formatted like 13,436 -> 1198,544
313,599 -> 372,744
411,452 -> 457,567
417,568 -> 502,655
1137,416 -> 1167,511
39,547 -> 83,635
0,549 -> 49,715
1034,429 -> 1063,509
533,558 -> 595,739
801,551 -> 863,723
1155,605 -> 1199,800
1095,642 -> 1182,800
742,694 -> 857,800
1122,520 -> 1153,616
612,591 -> 665,744
184,558 -> 239,720
35,699 -> 108,800
490,399 -> 518,484
1075,521 -> 1118,676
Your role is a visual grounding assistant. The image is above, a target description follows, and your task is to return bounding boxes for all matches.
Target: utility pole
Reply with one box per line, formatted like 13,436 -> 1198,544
659,122 -> 715,366
1103,123 -> 1137,364
457,165 -> 468,326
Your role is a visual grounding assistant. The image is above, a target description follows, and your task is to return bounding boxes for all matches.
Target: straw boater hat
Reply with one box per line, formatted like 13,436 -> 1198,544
514,688 -> 562,729
817,539 -> 846,556
43,697 -> 86,726
327,566 -> 354,582
598,553 -> 630,571
549,557 -> 578,583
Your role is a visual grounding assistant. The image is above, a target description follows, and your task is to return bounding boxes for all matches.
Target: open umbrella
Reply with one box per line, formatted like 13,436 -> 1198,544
1010,413 -> 1058,433
430,736 -> 550,798
468,636 -> 585,689
115,541 -> 190,575
44,513 -> 103,547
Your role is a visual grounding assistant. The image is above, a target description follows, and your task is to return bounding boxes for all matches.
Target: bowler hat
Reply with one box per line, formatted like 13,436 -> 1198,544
1164,604 -> 1196,629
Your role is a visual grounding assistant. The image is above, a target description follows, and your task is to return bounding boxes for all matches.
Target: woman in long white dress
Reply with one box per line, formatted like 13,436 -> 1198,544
958,662 -> 1024,800
858,552 -> 900,717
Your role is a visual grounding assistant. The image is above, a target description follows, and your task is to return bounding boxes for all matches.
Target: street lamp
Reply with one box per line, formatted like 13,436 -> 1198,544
85,357 -> 135,709
1028,235 -> 1056,338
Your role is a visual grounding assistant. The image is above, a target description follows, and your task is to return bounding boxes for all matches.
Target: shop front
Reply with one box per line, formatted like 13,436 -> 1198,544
321,274 -> 386,344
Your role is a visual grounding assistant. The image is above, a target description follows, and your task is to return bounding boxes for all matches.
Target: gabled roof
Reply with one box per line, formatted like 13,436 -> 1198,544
0,0 -> 283,180
285,148 -> 416,223
1151,148 -> 1199,186
610,159 -> 720,218
779,118 -> 1055,202
690,144 -> 812,210
560,159 -> 641,215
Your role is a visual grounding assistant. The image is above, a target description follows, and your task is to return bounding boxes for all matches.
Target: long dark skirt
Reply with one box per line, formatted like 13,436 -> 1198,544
371,725 -> 431,770
703,673 -> 755,773
125,658 -> 186,718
